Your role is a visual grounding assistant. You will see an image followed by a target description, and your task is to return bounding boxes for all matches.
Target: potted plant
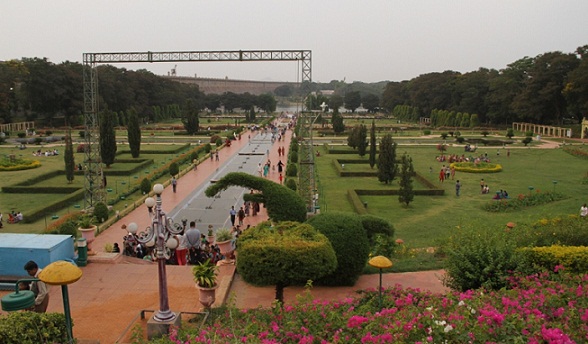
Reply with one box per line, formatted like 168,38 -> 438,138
215,227 -> 233,253
77,214 -> 97,253
207,225 -> 215,244
192,259 -> 219,308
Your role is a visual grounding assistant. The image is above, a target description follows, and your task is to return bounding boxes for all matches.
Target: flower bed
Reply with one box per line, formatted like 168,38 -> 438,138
165,271 -> 588,343
0,157 -> 41,171
563,146 -> 588,160
483,190 -> 566,212
451,162 -> 502,173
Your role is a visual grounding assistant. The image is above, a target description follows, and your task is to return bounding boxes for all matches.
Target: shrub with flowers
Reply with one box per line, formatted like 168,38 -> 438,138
156,270 -> 588,343
562,146 -> 588,160
483,190 -> 566,212
0,157 -> 41,171
451,161 -> 502,173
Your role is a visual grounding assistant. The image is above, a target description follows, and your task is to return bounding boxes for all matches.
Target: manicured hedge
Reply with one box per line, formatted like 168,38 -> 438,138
0,312 -> 69,344
206,172 -> 307,223
306,212 -> 370,286
237,221 -> 337,289
517,245 -> 588,274
451,162 -> 502,173
360,214 -> 395,242
23,189 -> 85,224
347,189 -> 368,215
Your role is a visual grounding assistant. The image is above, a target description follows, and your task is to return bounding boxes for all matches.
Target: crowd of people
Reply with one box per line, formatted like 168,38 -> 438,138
0,211 -> 23,227
32,149 -> 59,157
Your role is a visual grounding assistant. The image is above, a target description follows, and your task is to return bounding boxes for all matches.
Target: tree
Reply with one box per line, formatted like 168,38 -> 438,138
377,134 -> 398,184
182,99 -> 200,135
347,125 -> 360,149
344,91 -> 362,112
328,94 -> 344,113
357,124 -> 368,157
126,107 -> 141,158
99,109 -> 117,168
64,131 -> 75,184
398,153 -> 415,206
361,93 -> 380,113
331,108 -> 345,134
369,121 -> 377,168
237,221 -> 337,304
257,93 -> 276,114
169,162 -> 179,177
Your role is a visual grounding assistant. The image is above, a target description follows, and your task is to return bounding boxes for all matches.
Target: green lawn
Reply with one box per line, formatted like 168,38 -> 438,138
315,144 -> 587,248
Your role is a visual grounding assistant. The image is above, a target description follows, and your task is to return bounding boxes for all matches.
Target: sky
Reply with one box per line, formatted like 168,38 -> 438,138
1,0 -> 588,84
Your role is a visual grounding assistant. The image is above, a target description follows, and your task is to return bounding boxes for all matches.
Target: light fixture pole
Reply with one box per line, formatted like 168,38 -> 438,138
127,183 -> 183,322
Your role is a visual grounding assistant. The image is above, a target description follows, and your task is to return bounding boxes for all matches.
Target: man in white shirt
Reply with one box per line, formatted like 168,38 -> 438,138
24,260 -> 49,312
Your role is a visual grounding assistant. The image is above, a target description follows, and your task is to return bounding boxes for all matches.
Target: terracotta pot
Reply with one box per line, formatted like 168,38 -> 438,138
196,284 -> 218,308
78,226 -> 97,252
216,239 -> 233,256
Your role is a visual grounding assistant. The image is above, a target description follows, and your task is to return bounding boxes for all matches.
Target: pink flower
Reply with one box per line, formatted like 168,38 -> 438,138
554,265 -> 565,273
347,315 -> 369,329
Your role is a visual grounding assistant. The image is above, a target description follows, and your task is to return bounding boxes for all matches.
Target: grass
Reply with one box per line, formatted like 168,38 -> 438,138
0,142 -> 197,233
315,143 -> 588,249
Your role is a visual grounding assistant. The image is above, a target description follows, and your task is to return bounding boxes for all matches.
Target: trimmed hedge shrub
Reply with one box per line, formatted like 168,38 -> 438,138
93,202 -> 109,223
140,178 -> 152,194
306,212 -> 370,286
483,191 -> 566,212
0,312 -> 69,344
237,221 -> 337,301
285,178 -> 297,191
289,151 -> 298,163
517,245 -> 588,274
450,162 -> 502,173
360,214 -> 395,243
206,172 -> 306,223
286,163 -> 297,177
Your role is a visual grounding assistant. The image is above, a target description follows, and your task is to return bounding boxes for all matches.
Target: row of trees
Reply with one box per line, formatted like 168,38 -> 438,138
305,91 -> 380,113
0,58 -> 278,127
347,124 -> 415,205
380,45 -> 588,125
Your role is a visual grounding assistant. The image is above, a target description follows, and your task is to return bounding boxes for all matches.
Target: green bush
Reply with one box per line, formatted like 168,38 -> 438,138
482,191 -> 565,212
215,137 -> 223,146
522,137 -> 533,146
0,312 -> 69,344
360,214 -> 394,243
517,245 -> 588,274
169,162 -> 179,177
286,163 -> 297,177
285,178 -> 297,191
306,212 -> 370,286
423,129 -> 431,135
481,130 -> 489,137
506,128 -> 515,138
440,132 -> 448,139
525,131 -> 534,137
17,132 -> 26,138
140,178 -> 151,194
455,136 -> 465,143
289,151 -> 298,163
204,143 -> 212,153
237,221 -> 337,294
93,202 -> 109,223
443,226 -> 521,291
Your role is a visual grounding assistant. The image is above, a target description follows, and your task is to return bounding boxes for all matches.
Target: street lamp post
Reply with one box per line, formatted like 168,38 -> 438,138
127,183 -> 183,323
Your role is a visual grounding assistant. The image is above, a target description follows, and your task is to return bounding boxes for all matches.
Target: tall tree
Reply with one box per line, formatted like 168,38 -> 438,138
257,93 -> 277,113
331,108 -> 345,134
64,130 -> 75,183
357,124 -> 368,157
182,99 -> 200,135
347,125 -> 360,149
328,94 -> 344,113
344,91 -> 362,112
126,107 -> 141,158
369,121 -> 377,168
398,153 -> 415,206
361,93 -> 380,113
377,134 -> 397,184
99,109 -> 117,168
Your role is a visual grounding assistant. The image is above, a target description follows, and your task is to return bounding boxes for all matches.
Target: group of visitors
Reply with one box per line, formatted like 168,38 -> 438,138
492,190 -> 510,200
1,211 -> 23,225
438,165 -> 455,182
32,149 -> 59,157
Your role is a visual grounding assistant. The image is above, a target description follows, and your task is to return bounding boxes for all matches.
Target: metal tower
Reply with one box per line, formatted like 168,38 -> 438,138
82,49 -> 312,208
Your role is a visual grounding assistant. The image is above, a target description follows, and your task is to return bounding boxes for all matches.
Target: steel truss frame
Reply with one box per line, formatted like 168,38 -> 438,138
82,49 -> 312,208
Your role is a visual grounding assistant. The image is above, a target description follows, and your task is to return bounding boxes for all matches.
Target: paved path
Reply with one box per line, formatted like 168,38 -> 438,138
0,122 -> 447,343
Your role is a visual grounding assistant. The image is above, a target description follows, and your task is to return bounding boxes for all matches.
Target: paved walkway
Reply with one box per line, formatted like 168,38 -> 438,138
0,122 -> 447,343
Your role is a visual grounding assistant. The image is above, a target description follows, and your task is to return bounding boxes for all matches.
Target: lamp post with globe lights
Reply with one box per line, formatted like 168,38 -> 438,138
127,183 -> 184,324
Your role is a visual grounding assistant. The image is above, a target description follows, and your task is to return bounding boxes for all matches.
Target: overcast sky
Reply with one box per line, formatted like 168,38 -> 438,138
1,1 -> 587,83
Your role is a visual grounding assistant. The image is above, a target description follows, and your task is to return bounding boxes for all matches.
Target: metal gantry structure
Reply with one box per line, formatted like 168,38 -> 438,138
82,49 -> 312,208
297,112 -> 320,213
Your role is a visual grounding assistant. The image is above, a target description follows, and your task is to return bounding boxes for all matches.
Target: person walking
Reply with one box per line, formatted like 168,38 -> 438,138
229,206 -> 237,226
171,176 -> 177,193
24,261 -> 49,313
455,180 -> 461,197
237,206 -> 245,226
175,233 -> 188,265
581,203 -> 588,218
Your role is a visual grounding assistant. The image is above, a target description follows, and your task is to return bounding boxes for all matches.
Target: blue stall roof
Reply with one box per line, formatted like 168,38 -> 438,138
0,234 -> 73,249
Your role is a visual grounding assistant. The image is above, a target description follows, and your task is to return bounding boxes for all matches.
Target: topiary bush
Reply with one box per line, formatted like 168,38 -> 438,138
169,162 -> 179,177
93,201 -> 109,223
140,178 -> 151,195
215,137 -> 223,146
237,221 -> 337,303
522,137 -> 533,146
204,143 -> 212,153
286,163 -> 297,177
455,136 -> 465,143
206,172 -> 306,223
285,178 -> 297,191
306,212 -> 370,286
360,214 -> 394,244
289,151 -> 298,163
0,312 -> 69,344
